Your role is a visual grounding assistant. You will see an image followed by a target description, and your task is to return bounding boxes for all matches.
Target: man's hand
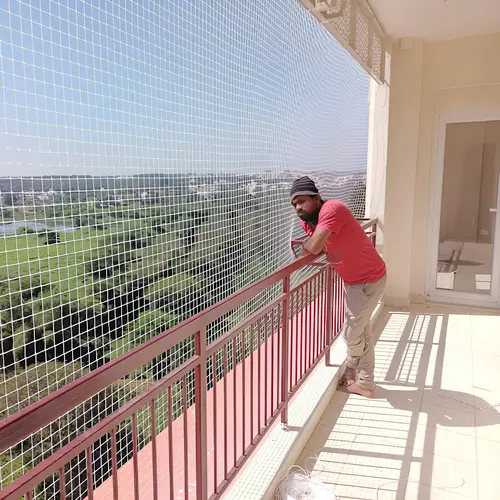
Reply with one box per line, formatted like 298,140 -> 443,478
302,228 -> 331,255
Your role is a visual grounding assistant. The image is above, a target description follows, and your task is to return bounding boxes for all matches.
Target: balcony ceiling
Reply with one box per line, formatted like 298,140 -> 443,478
366,0 -> 500,41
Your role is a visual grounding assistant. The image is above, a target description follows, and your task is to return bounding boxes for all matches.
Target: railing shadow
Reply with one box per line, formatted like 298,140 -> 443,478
298,306 -> 500,500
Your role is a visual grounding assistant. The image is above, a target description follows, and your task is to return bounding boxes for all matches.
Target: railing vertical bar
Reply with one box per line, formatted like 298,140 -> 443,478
59,467 -> 66,500
167,385 -> 174,500
212,353 -> 218,492
340,275 -> 343,332
250,323 -> 255,441
86,446 -> 94,500
332,274 -> 336,337
317,274 -> 322,354
316,274 -> 320,354
281,275 -> 290,424
258,317 -> 263,433
325,266 -> 333,365
111,428 -> 119,500
242,329 -> 247,455
326,271 -> 330,341
288,292 -> 294,392
302,283 -> 311,377
294,289 -> 299,388
300,283 -> 309,379
312,280 -> 316,365
277,302 -> 282,410
334,274 -> 339,334
264,312 -> 269,424
312,277 -> 316,360
319,272 -> 322,351
308,281 -> 313,370
300,286 -> 306,380
26,491 -> 33,500
320,271 -> 325,350
151,399 -> 159,500
270,307 -> 275,415
195,327 -> 208,499
337,275 -> 340,334
223,343 -> 228,479
132,413 -> 140,500
335,273 -> 340,334
332,274 -> 336,336
232,337 -> 237,467
183,375 -> 189,499
340,275 -> 344,333
311,279 -> 315,359
313,276 -> 318,360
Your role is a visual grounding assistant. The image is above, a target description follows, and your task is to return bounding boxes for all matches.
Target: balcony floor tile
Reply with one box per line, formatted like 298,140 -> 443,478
297,304 -> 500,500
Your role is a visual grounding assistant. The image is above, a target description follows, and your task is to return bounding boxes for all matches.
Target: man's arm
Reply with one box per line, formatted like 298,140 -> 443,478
302,228 -> 331,255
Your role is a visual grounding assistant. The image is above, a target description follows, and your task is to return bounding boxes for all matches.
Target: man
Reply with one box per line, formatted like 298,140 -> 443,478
290,176 -> 386,398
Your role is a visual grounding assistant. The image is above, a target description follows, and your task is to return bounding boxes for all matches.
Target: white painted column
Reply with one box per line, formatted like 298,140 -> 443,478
383,39 -> 424,306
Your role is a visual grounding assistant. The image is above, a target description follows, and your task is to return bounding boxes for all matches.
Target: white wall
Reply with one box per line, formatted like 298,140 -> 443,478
381,32 -> 500,306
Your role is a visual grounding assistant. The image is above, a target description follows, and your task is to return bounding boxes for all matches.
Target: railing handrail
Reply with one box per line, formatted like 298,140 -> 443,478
359,217 -> 378,230
0,252 -> 321,454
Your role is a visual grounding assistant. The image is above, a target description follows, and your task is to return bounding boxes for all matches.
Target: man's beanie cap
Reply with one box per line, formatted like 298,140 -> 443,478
290,176 -> 319,201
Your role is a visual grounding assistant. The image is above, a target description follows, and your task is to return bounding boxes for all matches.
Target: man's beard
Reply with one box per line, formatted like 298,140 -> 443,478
299,210 -> 320,226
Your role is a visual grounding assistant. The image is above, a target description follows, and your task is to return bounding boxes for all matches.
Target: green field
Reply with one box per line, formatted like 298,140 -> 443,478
1,228 -> 104,301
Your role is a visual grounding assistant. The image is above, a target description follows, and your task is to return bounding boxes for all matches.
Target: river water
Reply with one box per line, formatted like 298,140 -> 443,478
0,221 -> 76,235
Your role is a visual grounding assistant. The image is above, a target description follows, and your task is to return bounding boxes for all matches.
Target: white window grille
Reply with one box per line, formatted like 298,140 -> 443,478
299,0 -> 387,83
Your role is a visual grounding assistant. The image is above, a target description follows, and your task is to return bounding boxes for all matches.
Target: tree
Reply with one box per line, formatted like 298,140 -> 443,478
38,231 -> 60,245
116,311 -> 181,380
16,226 -> 35,235
1,193 -> 14,207
144,274 -> 202,314
0,324 -> 14,372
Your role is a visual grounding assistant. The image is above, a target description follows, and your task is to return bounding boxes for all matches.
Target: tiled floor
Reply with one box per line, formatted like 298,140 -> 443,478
296,304 -> 500,500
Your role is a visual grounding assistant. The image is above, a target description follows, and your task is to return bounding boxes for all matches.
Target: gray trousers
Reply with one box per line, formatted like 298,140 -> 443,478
342,274 -> 386,390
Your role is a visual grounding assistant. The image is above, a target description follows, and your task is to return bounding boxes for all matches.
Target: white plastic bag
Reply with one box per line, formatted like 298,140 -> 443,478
276,470 -> 337,500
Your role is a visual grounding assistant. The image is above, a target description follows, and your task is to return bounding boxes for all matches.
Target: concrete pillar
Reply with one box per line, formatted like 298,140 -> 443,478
383,39 -> 424,306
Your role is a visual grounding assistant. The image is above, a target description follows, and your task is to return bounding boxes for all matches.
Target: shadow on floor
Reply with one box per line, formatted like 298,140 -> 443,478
376,387 -> 500,428
299,306 -> 500,500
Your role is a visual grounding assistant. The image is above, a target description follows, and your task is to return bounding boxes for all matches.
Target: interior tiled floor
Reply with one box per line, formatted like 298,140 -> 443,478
437,241 -> 493,294
296,304 -> 500,500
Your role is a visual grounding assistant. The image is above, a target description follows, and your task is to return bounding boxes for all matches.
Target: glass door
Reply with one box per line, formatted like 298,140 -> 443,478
430,120 -> 500,304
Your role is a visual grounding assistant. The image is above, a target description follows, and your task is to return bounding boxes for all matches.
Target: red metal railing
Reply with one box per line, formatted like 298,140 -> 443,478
0,220 -> 377,500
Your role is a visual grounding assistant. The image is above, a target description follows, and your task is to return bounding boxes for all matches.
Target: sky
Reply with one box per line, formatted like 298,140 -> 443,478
0,0 -> 369,177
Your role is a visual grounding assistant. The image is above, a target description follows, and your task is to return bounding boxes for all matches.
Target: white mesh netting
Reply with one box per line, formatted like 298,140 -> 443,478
0,0 -> 368,494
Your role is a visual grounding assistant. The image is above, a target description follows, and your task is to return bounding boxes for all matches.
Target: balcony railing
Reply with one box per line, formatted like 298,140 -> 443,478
0,220 -> 377,500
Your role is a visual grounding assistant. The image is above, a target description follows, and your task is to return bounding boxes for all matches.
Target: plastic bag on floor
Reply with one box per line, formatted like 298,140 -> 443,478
276,470 -> 337,500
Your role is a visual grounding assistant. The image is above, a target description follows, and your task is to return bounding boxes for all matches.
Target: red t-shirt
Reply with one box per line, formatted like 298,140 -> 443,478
301,200 -> 386,285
